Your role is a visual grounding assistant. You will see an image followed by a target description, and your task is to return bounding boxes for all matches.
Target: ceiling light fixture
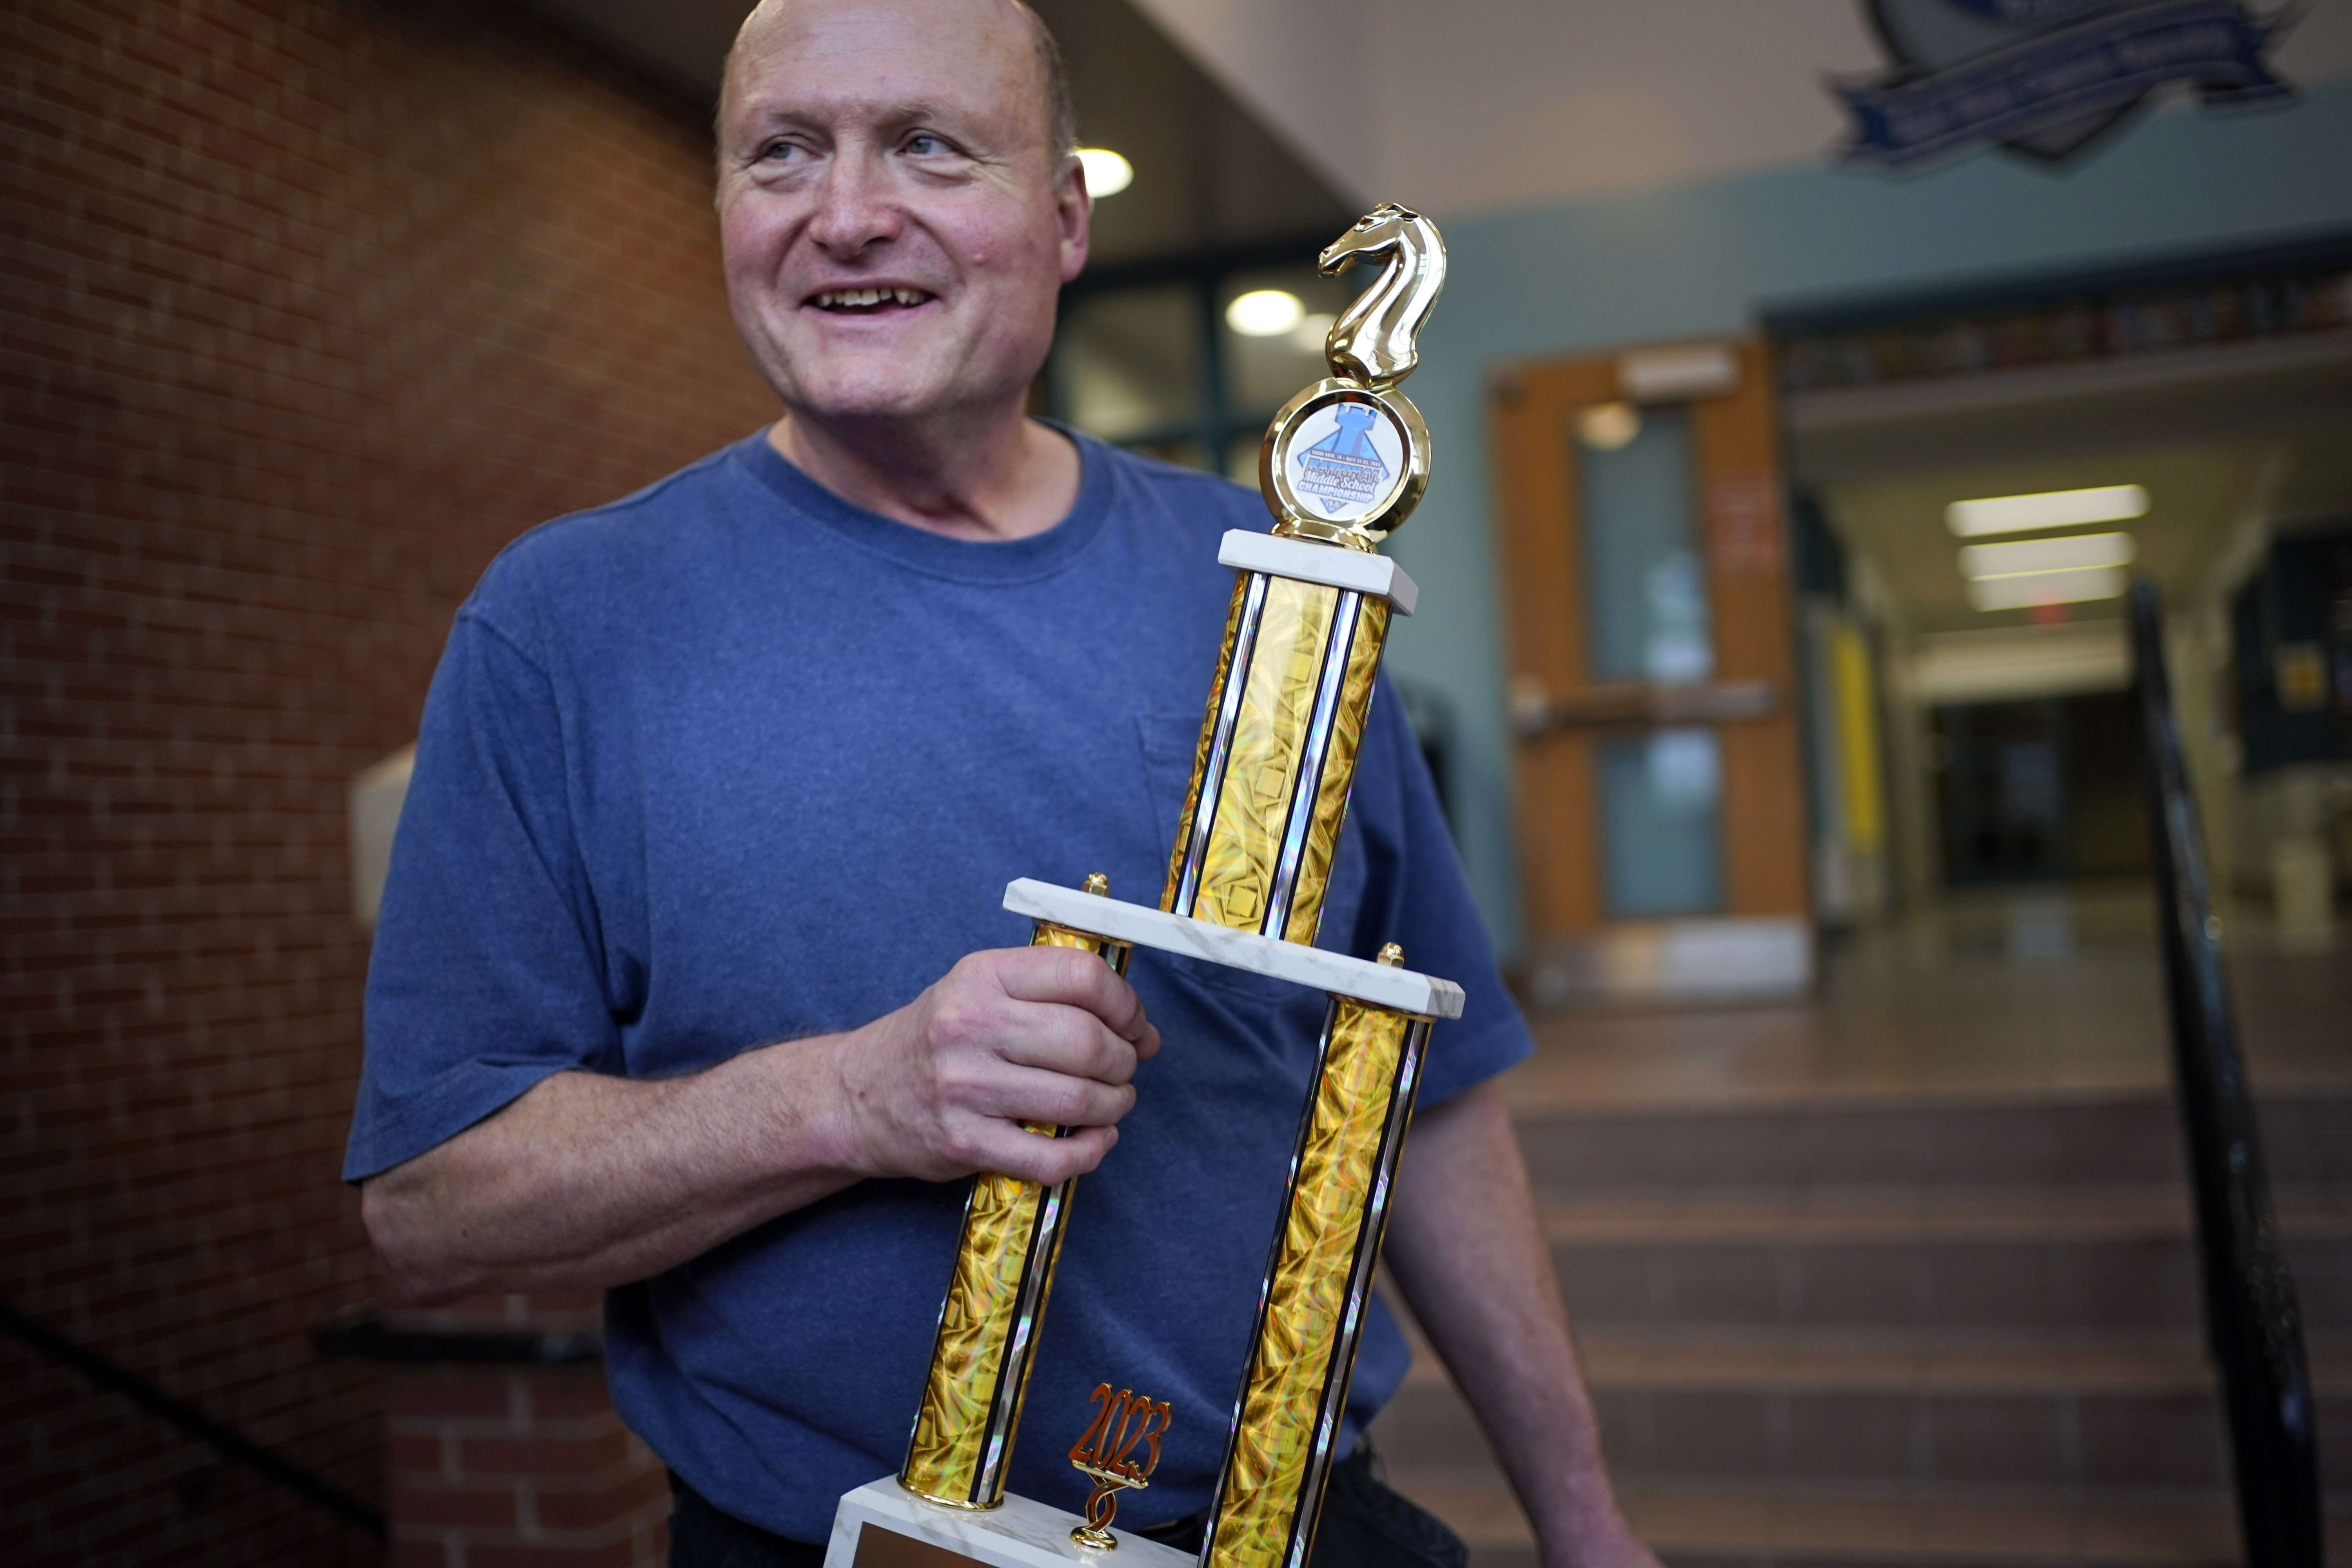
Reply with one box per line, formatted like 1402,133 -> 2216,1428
1227,289 -> 1305,338
1966,566 -> 2128,612
1945,484 -> 2149,537
1575,401 -> 1642,452
1076,148 -> 1133,198
1958,531 -> 2138,579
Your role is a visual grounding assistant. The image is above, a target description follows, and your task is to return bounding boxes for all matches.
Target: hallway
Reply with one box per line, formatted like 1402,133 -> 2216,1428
1375,884 -> 2352,1566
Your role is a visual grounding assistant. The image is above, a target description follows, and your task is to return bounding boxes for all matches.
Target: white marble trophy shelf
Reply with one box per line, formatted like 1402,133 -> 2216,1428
1003,879 -> 1464,1020
1216,529 -> 1419,615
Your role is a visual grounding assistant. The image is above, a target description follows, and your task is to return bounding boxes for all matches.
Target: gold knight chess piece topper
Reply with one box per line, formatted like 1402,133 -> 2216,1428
1259,202 -> 1445,551
1067,1383 -> 1172,1550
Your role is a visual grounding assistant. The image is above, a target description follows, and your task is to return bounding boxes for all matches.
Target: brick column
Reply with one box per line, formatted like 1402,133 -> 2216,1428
329,1294 -> 668,1568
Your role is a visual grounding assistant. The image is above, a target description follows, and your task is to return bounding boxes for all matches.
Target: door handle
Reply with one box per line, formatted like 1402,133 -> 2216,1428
1510,677 -> 1778,737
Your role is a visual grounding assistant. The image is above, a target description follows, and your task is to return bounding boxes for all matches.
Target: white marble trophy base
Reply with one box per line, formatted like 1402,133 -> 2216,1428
823,1479 -> 1192,1568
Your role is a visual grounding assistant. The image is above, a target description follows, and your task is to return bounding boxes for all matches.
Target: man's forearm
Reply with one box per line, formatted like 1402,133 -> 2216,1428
359,944 -> 1158,1305
362,1037 -> 860,1304
1385,1082 -> 1653,1568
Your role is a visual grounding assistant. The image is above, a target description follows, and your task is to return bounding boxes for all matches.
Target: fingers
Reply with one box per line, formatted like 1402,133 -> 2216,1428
924,996 -> 1140,1097
936,947 -> 1158,1086
971,1122 -> 1118,1187
969,1062 -> 1136,1130
990,1005 -> 1145,1087
988,945 -> 1155,1044
842,946 -> 1165,1186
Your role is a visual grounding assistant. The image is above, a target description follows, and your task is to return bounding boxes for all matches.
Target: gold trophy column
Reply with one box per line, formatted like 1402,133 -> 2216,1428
1205,962 -> 1435,1568
1162,573 -> 1390,944
900,877 -> 1132,1509
1176,203 -> 1449,1568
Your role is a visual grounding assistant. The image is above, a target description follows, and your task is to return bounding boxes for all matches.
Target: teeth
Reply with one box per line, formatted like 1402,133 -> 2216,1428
815,287 -> 928,309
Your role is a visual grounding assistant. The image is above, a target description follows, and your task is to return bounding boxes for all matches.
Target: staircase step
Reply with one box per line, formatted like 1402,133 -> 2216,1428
1401,1328 -> 2352,1397
1372,1333 -> 2352,1516
1512,1089 -> 2352,1196
1540,1196 -> 2352,1333
1389,1474 -> 2352,1568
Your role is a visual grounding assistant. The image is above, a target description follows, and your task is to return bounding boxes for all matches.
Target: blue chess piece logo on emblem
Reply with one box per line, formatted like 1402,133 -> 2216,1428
1294,402 -> 1388,517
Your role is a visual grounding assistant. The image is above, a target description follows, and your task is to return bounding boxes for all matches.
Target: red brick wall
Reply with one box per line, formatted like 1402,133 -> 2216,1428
381,1294 -> 667,1568
0,0 -> 776,1561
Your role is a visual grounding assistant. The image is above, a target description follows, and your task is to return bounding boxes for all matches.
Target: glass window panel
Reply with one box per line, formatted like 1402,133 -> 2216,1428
1580,406 -> 1725,918
1577,405 -> 1713,684
1598,727 -> 1725,917
1218,265 -> 1363,417
1056,285 -> 1200,443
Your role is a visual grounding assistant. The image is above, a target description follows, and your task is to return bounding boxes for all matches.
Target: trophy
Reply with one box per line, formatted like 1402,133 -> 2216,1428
825,204 -> 1454,1568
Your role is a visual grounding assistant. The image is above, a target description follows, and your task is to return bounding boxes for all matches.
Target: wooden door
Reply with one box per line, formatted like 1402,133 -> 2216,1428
1491,338 -> 1810,995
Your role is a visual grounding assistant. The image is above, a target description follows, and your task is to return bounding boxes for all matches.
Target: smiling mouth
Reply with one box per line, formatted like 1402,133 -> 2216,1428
808,287 -> 934,314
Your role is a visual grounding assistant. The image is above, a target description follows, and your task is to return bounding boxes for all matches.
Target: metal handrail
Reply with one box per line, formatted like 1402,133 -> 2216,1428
0,1297 -> 387,1538
2127,578 -> 2321,1564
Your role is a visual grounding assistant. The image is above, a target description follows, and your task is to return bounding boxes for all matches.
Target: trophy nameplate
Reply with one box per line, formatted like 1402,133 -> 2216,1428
824,203 -> 1451,1568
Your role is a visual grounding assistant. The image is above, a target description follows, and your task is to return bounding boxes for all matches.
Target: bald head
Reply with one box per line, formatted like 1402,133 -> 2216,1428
721,0 -> 1075,170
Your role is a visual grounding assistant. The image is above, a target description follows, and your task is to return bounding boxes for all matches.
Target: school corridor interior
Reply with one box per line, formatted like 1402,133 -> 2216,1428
5,0 -> 2350,1565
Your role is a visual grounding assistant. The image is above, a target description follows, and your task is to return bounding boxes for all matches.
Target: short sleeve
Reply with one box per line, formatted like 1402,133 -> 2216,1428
343,601 -> 621,1181
1345,685 -> 1534,1105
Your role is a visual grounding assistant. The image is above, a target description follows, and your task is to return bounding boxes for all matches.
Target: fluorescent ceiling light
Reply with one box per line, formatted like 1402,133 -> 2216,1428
1946,484 -> 2149,537
1227,289 -> 1305,338
1967,566 -> 2127,611
1077,148 -> 1132,197
1959,531 -> 2137,579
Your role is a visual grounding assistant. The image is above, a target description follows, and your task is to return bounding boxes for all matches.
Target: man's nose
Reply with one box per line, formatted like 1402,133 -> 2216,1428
807,151 -> 902,256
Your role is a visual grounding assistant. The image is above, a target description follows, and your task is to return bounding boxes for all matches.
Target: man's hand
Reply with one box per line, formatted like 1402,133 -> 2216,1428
362,943 -> 1156,1304
832,944 -> 1160,1187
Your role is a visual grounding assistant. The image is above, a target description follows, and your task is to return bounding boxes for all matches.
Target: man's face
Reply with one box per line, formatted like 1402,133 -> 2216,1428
717,0 -> 1088,429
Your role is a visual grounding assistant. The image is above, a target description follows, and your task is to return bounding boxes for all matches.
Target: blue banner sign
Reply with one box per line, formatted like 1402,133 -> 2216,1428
1837,0 -> 2293,167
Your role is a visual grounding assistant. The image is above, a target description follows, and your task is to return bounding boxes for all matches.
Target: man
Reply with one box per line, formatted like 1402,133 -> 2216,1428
348,2 -> 1659,1565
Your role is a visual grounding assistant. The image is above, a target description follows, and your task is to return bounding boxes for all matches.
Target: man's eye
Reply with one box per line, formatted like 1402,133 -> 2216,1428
905,134 -> 947,156
758,140 -> 802,162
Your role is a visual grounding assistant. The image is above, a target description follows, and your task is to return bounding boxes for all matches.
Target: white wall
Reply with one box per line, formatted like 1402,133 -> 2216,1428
1134,0 -> 2352,216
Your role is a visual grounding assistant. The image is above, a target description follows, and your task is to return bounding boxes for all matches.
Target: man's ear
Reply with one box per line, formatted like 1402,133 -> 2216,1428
1054,153 -> 1091,284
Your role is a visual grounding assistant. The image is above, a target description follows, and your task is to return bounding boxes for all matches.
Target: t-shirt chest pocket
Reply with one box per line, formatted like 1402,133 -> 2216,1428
1135,712 -> 1372,1001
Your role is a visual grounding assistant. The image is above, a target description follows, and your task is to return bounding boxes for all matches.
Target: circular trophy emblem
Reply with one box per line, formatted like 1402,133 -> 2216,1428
1259,380 -> 1430,547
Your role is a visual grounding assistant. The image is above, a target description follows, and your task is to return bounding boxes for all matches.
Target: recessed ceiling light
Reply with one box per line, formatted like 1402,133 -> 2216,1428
1227,289 -> 1305,338
1076,148 -> 1132,198
1946,484 -> 2149,537
1959,531 -> 2137,580
1967,566 -> 2127,611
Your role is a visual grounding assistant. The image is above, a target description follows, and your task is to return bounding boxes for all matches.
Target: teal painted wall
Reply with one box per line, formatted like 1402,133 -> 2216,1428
1381,82 -> 2352,958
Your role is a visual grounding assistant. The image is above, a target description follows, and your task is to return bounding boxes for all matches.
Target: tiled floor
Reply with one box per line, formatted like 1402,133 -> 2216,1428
1501,882 -> 2352,1113
1376,882 -> 2352,1568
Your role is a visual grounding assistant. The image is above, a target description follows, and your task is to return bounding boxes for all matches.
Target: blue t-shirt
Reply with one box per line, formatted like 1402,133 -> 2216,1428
348,428 -> 1532,1543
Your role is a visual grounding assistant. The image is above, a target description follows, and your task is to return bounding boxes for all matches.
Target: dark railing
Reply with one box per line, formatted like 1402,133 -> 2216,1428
313,1306 -> 602,1366
0,1297 -> 387,1539
2127,579 -> 2323,1565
